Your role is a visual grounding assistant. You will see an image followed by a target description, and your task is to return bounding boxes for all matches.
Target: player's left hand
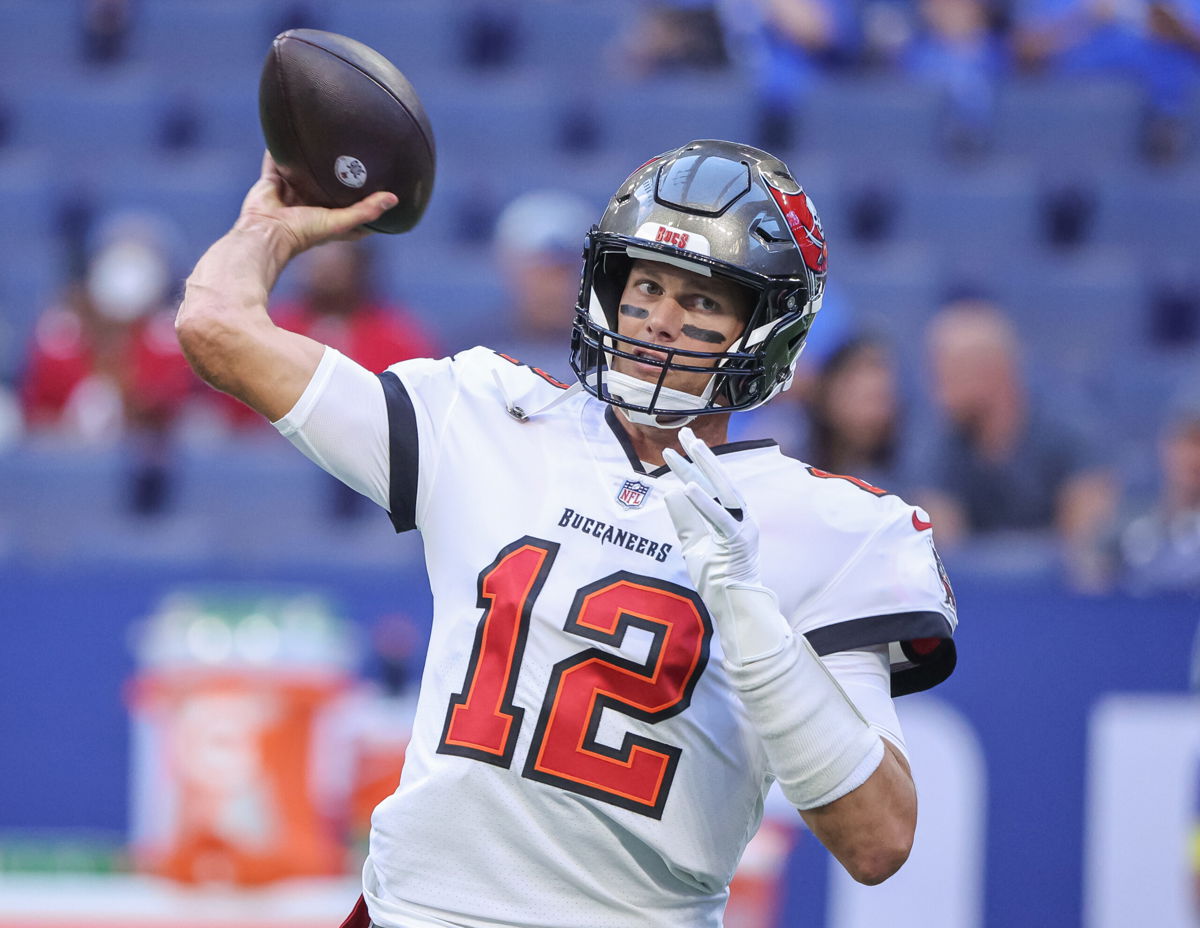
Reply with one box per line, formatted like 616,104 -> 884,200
663,428 -> 792,666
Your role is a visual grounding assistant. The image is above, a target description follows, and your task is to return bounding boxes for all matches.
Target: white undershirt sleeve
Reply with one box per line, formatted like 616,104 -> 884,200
272,346 -> 392,511
821,644 -> 908,759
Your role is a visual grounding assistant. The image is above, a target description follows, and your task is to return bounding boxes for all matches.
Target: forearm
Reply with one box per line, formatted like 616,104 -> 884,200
729,628 -> 914,884
177,220 -> 290,372
176,221 -> 320,418
800,740 -> 916,885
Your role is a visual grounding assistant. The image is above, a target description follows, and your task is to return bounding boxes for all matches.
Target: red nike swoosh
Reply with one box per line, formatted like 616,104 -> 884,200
912,511 -> 933,532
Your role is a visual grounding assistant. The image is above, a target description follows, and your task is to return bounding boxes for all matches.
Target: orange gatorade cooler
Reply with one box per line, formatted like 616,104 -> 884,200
127,590 -> 359,885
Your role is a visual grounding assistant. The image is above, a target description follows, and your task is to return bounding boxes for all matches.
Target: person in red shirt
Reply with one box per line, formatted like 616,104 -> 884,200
213,239 -> 435,431
21,211 -> 193,440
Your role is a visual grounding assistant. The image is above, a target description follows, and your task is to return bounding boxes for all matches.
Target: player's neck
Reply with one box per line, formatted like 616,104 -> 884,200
614,409 -> 731,468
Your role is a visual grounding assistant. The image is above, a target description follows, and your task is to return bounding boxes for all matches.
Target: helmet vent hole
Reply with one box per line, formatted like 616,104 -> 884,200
753,223 -> 788,245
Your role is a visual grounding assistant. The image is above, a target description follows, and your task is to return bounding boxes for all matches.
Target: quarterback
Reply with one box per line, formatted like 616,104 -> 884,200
176,140 -> 957,928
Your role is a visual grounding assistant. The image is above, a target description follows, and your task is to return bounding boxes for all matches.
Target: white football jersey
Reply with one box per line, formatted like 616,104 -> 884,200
275,346 -> 957,928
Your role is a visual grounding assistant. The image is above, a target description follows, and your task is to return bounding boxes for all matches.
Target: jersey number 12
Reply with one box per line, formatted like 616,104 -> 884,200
437,537 -> 712,819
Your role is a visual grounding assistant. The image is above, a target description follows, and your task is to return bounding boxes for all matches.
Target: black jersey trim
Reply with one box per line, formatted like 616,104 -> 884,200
603,406 -> 779,477
605,406 -> 650,474
379,371 -> 419,533
803,610 -> 956,697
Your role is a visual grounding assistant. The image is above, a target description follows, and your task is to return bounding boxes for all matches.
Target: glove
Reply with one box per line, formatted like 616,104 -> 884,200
663,428 -> 793,667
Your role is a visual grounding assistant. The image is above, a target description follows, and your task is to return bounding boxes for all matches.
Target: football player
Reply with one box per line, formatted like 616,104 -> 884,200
176,140 -> 958,928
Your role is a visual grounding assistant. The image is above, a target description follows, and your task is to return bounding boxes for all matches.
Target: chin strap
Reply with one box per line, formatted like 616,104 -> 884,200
604,369 -> 712,430
617,405 -> 697,430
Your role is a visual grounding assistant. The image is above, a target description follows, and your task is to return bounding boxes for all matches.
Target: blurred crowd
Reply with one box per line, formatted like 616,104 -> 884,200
35,0 -> 1200,163
3,0 -> 1200,597
617,0 -> 1200,162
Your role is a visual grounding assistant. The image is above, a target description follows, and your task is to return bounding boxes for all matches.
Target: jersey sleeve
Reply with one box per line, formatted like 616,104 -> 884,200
271,346 -> 469,532
794,503 -> 958,697
273,346 -> 391,511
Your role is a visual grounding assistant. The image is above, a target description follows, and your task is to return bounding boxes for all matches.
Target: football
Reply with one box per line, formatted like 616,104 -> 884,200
258,28 -> 436,234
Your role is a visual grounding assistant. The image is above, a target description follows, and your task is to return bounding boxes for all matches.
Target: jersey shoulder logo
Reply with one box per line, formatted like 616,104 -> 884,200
617,479 -> 651,510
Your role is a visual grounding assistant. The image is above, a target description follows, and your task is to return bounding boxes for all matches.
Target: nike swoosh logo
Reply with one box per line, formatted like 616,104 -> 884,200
912,511 -> 933,532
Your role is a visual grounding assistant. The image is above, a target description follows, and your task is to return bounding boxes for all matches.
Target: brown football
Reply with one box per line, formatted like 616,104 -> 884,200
258,28 -> 435,234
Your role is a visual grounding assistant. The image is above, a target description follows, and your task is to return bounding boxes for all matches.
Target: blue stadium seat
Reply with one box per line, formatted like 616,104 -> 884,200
832,241 -> 944,347
178,80 -> 264,156
80,151 -> 255,266
890,160 -> 1041,261
997,248 -> 1146,378
801,79 -> 943,165
578,77 -> 756,160
421,78 -> 558,162
0,248 -> 60,383
992,78 -> 1142,170
322,1 -> 455,70
128,0 -> 275,82
8,78 -> 162,156
0,1 -> 80,75
373,241 -> 506,350
0,151 -> 59,250
517,0 -> 637,76
1090,166 -> 1200,258
1107,348 -> 1200,451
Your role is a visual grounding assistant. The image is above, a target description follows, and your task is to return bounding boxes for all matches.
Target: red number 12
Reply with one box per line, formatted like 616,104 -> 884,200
438,537 -> 711,819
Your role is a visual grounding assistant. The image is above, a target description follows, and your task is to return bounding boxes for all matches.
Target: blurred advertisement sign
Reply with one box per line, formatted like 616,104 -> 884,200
829,695 -> 986,928
126,590 -> 358,885
1086,694 -> 1200,928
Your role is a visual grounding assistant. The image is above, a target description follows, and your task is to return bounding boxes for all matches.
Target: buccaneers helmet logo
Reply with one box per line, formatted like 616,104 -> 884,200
767,186 -> 827,276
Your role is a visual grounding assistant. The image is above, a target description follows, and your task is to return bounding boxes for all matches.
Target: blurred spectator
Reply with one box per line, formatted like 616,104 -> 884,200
803,335 -> 905,490
491,189 -> 595,381
910,298 -> 1117,587
904,0 -> 1010,157
720,0 -> 857,149
20,210 -> 193,513
21,211 -> 192,442
860,1 -> 920,69
81,0 -> 132,65
1012,0 -> 1200,160
727,280 -> 855,449
615,0 -> 730,76
277,241 -> 436,372
213,239 -> 435,519
1112,390 -> 1200,593
214,239 -> 437,431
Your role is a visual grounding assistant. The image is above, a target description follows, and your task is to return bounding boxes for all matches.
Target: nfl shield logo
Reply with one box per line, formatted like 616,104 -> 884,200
617,479 -> 651,510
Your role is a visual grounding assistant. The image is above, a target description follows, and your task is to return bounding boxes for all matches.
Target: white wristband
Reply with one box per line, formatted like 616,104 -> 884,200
727,628 -> 884,811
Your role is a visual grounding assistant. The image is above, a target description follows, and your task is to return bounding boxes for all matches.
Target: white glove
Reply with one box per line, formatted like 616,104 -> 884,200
663,428 -> 793,667
664,429 -> 883,809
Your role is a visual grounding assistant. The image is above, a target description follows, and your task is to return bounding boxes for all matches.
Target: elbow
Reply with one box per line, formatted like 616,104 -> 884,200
844,831 -> 913,886
174,294 -> 241,389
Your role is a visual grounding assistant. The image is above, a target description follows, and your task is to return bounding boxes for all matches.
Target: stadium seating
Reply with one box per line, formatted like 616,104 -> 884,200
0,0 -> 1197,566
127,0 -> 276,84
992,78 -> 1144,171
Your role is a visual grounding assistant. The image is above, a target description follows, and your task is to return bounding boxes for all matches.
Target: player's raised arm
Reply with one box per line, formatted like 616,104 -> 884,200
175,151 -> 397,421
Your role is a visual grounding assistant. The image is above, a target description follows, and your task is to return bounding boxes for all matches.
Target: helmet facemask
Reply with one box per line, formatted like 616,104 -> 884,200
571,234 -> 819,428
568,140 -> 826,429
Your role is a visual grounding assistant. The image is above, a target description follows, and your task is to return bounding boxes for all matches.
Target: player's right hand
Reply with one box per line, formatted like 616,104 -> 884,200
235,150 -> 398,260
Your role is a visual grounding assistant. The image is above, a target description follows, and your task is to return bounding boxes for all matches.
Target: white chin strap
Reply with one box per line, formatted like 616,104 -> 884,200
603,369 -> 713,430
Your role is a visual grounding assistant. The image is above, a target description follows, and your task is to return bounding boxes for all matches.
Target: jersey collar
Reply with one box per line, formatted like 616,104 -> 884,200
602,406 -> 778,478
